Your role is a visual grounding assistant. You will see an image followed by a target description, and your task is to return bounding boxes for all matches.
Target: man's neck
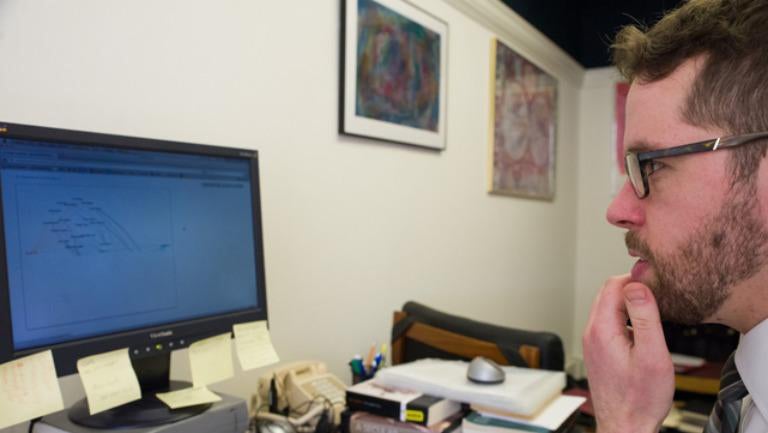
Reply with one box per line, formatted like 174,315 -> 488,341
707,277 -> 768,333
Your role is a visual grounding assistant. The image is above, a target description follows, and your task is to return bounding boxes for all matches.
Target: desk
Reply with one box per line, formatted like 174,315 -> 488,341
674,361 -> 723,395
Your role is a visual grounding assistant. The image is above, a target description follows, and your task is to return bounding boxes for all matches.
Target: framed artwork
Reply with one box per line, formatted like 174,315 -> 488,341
340,0 -> 448,150
488,38 -> 557,199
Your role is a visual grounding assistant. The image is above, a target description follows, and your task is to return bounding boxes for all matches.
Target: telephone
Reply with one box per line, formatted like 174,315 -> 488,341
256,361 -> 346,423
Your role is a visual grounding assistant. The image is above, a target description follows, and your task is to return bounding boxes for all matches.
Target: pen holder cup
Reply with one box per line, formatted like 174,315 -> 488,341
350,367 -> 376,384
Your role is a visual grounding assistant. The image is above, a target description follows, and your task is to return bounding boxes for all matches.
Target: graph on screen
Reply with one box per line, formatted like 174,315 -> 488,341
15,183 -> 178,329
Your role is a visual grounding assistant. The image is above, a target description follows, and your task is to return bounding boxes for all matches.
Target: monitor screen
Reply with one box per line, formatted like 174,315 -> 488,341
0,122 -> 268,378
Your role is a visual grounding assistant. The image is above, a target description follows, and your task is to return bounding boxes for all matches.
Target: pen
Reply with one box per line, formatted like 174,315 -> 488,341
349,359 -> 361,376
380,343 -> 388,368
365,344 -> 376,371
351,355 -> 364,376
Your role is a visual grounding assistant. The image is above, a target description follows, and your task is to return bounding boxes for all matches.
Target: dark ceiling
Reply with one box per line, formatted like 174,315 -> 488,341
500,0 -> 684,68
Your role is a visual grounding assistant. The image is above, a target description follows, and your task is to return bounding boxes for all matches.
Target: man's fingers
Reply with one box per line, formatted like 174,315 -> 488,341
622,282 -> 666,349
587,274 -> 633,332
584,274 -> 634,354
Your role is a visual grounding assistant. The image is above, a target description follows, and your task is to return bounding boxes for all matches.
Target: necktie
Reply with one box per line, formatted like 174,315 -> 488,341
704,352 -> 749,433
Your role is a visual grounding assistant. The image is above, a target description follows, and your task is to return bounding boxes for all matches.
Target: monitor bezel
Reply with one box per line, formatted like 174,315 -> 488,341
0,121 -> 269,376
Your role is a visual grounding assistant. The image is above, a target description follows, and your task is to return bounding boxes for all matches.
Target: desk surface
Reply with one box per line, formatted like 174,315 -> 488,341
675,361 -> 723,395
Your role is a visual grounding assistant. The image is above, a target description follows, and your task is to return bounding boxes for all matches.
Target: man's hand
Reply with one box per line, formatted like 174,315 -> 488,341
582,275 -> 675,433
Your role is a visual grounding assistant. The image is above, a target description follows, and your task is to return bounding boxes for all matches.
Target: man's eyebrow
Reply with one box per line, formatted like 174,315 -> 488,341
625,141 -> 655,153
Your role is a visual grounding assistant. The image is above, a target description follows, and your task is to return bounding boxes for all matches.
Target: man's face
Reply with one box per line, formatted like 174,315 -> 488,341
606,58 -> 768,324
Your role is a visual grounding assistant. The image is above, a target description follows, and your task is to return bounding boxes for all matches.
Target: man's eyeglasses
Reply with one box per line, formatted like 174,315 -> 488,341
625,132 -> 768,199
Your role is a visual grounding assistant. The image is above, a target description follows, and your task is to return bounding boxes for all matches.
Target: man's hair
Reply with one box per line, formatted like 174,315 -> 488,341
612,0 -> 768,183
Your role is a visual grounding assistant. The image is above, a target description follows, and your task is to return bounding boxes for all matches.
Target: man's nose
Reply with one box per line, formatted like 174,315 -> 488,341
606,181 -> 645,229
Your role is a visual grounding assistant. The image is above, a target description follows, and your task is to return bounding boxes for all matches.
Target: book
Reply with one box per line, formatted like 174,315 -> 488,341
349,412 -> 463,433
663,405 -> 710,433
374,359 -> 566,417
462,411 -> 578,433
346,380 -> 462,426
678,398 -> 713,433
404,394 -> 462,426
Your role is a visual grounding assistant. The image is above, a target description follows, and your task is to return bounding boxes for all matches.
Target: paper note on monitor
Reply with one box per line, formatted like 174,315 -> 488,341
189,333 -> 234,387
0,350 -> 65,429
233,320 -> 280,370
156,386 -> 222,409
77,348 -> 141,415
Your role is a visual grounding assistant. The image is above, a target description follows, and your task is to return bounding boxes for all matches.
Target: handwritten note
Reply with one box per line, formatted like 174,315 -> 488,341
233,321 -> 279,370
189,333 -> 233,387
77,348 -> 141,415
156,386 -> 222,409
0,350 -> 64,429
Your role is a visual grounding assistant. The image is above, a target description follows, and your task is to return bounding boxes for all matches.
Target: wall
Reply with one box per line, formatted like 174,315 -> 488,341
570,67 -> 635,364
0,1 -> 584,431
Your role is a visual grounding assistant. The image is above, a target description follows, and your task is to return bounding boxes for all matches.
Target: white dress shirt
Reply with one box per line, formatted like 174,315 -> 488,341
735,318 -> 768,433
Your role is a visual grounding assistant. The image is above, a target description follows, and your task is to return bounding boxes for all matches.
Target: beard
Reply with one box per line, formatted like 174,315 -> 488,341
625,184 -> 768,324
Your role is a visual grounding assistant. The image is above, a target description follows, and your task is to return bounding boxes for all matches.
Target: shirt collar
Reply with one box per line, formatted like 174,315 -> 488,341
736,319 -> 768,419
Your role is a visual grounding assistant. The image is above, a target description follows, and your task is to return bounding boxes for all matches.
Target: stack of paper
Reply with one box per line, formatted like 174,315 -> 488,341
464,395 -> 586,433
373,359 -> 565,417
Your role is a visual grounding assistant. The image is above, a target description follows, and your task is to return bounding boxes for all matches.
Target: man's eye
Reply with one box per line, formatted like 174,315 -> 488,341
644,160 -> 665,176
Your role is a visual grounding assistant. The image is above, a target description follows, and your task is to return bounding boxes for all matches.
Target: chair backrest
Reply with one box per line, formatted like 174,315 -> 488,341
391,301 -> 564,371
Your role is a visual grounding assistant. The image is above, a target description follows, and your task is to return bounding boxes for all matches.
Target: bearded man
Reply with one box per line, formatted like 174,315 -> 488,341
582,1 -> 768,433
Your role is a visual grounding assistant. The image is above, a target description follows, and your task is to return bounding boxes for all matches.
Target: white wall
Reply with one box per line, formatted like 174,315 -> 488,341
0,1 -> 586,432
571,67 -> 635,364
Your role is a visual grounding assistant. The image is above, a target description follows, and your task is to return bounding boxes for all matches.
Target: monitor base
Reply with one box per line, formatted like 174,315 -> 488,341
34,391 -> 247,433
68,381 -> 209,428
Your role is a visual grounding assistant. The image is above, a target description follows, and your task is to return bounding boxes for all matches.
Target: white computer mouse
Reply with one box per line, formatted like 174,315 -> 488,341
467,356 -> 506,384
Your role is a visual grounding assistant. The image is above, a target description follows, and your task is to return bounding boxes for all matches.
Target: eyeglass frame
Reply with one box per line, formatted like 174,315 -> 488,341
625,131 -> 768,199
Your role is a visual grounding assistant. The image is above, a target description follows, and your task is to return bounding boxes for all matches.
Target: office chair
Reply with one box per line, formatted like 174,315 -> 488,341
391,301 -> 564,371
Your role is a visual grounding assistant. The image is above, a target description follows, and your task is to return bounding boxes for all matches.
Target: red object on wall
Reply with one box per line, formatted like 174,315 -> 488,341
615,82 -> 630,174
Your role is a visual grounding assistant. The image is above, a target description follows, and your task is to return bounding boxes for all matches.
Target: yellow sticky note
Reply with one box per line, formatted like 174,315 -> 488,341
156,386 -> 222,409
189,333 -> 233,387
233,320 -> 280,371
0,350 -> 64,429
77,348 -> 141,415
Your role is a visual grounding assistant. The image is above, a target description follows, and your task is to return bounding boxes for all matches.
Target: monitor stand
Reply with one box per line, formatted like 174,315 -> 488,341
34,392 -> 248,433
68,353 -> 211,429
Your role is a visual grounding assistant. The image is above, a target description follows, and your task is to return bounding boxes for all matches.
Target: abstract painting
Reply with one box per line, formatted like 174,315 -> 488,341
341,0 -> 447,149
489,39 -> 557,199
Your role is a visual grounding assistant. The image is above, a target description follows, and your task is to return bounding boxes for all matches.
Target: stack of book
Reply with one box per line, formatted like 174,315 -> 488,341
662,398 -> 714,433
348,359 -> 586,433
345,380 -> 464,433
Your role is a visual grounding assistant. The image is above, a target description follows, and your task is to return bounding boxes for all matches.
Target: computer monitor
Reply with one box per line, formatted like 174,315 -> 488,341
0,122 -> 268,428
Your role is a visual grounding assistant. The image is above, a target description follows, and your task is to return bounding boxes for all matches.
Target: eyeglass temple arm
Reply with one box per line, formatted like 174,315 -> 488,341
716,132 -> 768,149
636,132 -> 768,162
636,139 -> 719,162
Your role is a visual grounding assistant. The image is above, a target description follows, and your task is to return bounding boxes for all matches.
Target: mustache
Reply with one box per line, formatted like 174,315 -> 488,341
625,232 -> 654,262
